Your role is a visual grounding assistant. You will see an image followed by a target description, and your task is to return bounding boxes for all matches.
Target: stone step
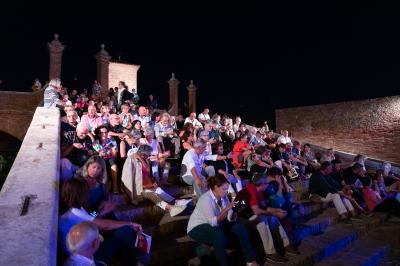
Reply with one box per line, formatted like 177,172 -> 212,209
143,214 -> 190,239
150,235 -> 197,266
315,237 -> 389,266
287,225 -> 358,266
147,208 -> 391,265
291,200 -> 330,220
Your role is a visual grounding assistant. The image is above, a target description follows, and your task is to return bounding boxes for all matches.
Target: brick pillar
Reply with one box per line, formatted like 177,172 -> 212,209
95,44 -> 112,98
167,73 -> 180,116
47,34 -> 65,81
187,80 -> 197,114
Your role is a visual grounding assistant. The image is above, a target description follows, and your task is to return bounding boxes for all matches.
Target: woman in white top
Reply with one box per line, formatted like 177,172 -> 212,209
187,174 -> 259,266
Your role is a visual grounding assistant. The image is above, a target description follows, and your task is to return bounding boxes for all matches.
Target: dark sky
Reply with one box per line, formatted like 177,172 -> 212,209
1,4 -> 400,127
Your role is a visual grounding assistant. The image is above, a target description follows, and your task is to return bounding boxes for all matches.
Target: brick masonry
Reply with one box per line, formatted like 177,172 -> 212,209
276,96 -> 400,164
0,90 -> 44,141
108,62 -> 140,92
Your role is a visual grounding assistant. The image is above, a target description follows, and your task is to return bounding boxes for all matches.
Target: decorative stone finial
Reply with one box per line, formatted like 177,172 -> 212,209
54,34 -> 59,40
190,80 -> 194,85
172,73 -> 175,79
100,44 -> 105,50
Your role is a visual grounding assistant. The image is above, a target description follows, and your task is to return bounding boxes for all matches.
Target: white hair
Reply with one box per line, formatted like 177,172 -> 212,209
66,222 -> 99,254
76,122 -> 90,132
193,139 -> 207,149
48,78 -> 61,88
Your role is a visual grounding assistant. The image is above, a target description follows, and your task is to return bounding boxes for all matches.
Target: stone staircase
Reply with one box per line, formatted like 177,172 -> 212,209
108,179 -> 399,266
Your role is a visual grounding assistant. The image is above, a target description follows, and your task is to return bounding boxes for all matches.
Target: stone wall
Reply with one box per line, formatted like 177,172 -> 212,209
0,90 -> 44,141
276,96 -> 400,164
0,107 -> 60,266
108,62 -> 140,91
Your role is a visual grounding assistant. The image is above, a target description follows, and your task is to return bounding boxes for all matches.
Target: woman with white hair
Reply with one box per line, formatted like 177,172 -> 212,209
140,127 -> 171,185
121,144 -> 191,216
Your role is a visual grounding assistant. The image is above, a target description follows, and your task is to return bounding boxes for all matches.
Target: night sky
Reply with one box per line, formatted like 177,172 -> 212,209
1,4 -> 400,128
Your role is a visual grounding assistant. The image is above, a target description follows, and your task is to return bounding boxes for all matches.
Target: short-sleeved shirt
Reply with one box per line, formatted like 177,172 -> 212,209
61,132 -> 93,166
246,183 -> 265,207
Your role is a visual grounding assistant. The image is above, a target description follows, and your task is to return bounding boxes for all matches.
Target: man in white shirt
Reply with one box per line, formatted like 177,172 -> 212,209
277,130 -> 292,145
184,112 -> 203,128
133,106 -> 151,128
198,108 -> 210,123
64,222 -> 102,266
181,139 -> 215,196
233,116 -> 242,133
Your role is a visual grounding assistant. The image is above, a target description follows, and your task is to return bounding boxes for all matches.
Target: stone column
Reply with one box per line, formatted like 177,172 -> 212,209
167,73 -> 180,116
187,80 -> 197,114
95,44 -> 112,98
47,34 -> 65,81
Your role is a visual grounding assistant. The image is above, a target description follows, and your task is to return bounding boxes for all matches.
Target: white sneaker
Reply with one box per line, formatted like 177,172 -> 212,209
169,205 -> 187,217
175,198 -> 192,206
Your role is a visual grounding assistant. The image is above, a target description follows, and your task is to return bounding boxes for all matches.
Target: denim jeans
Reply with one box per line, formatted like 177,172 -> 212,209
188,222 -> 256,266
94,225 -> 144,266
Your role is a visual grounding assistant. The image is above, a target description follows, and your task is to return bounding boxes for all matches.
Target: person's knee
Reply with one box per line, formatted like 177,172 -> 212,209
333,193 -> 341,200
231,222 -> 248,236
205,166 -> 215,177
211,227 -> 226,246
268,216 -> 280,228
182,175 -> 193,185
60,158 -> 72,168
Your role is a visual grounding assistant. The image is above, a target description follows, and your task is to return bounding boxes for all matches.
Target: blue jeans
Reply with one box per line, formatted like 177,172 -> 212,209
94,226 -> 147,266
188,222 -> 256,266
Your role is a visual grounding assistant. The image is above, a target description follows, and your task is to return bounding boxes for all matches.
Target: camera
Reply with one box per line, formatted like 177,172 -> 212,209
232,200 -> 247,212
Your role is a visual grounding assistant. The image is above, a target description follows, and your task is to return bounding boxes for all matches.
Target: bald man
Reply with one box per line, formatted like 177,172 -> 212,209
60,122 -> 94,181
64,222 -> 102,266
184,112 -> 203,128
80,105 -> 103,132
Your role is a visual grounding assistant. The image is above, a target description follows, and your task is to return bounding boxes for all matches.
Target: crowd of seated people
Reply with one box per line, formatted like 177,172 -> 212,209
46,78 -> 400,265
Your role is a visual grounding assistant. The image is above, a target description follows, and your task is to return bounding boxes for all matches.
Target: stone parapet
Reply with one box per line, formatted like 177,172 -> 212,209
0,107 -> 60,266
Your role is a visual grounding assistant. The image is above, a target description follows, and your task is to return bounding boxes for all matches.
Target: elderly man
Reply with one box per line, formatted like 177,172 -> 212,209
64,222 -> 102,266
233,116 -> 242,133
44,78 -> 65,108
133,106 -> 151,128
107,114 -> 126,142
81,105 -> 103,133
277,130 -> 292,145
197,108 -> 210,123
184,112 -> 203,128
61,110 -> 79,140
60,122 -> 94,181
181,139 -> 222,197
